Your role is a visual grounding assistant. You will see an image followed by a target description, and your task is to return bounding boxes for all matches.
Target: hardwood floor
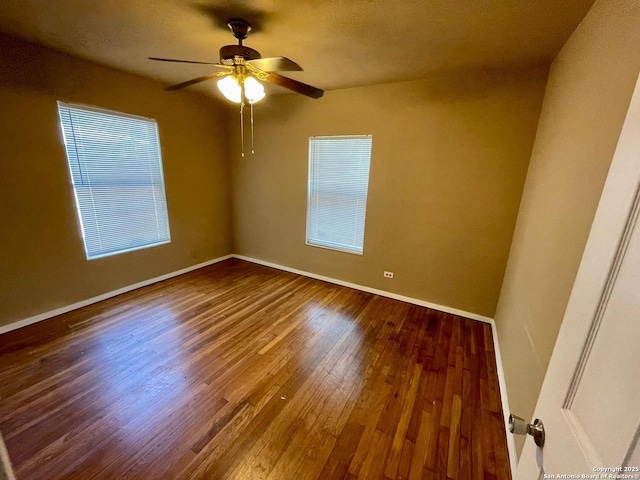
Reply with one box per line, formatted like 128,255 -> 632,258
0,259 -> 511,480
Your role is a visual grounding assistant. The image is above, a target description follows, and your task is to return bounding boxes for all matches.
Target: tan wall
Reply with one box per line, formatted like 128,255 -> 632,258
494,0 -> 640,455
231,68 -> 548,317
0,34 -> 232,328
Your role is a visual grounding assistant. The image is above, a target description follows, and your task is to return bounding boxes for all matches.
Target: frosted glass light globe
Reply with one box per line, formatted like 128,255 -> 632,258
217,75 -> 242,103
244,76 -> 265,104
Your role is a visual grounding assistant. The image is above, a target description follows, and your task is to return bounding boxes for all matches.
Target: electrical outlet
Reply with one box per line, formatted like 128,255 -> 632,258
384,271 -> 394,278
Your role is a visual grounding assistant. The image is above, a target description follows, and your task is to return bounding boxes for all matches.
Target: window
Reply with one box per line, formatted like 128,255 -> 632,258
306,135 -> 372,255
57,102 -> 170,260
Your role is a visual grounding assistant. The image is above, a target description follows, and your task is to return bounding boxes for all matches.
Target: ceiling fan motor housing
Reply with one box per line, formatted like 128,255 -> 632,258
219,45 -> 261,62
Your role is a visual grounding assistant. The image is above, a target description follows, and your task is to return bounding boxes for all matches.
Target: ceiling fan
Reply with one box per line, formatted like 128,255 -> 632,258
149,18 -> 324,102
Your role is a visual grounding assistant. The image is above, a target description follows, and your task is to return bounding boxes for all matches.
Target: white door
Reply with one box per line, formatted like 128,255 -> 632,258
517,74 -> 640,479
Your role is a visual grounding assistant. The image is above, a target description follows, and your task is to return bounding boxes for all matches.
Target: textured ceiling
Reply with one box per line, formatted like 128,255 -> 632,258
0,0 -> 595,99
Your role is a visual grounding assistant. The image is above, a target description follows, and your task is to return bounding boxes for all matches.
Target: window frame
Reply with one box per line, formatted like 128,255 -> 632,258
305,134 -> 372,256
57,101 -> 171,260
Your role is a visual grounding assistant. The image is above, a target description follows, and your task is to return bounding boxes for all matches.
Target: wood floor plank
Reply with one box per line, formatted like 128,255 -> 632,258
0,258 -> 512,480
447,393 -> 462,479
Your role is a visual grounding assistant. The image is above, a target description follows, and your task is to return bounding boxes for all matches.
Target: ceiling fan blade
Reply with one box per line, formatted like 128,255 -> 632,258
247,57 -> 303,72
149,57 -> 228,66
265,72 -> 324,99
165,72 -> 227,91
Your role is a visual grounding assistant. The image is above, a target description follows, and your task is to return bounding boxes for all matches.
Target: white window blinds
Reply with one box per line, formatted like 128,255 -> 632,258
306,135 -> 372,255
57,102 -> 170,260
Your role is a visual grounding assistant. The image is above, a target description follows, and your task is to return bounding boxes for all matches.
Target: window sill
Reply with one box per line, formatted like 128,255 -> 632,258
305,241 -> 363,256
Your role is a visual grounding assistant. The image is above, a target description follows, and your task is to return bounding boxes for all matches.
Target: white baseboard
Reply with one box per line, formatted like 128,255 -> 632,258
489,319 -> 518,474
233,253 -> 516,470
0,254 -> 233,335
232,254 -> 493,324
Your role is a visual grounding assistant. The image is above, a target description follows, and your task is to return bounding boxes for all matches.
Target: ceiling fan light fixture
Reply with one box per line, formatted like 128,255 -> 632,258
216,75 -> 265,104
244,76 -> 265,104
217,75 -> 242,103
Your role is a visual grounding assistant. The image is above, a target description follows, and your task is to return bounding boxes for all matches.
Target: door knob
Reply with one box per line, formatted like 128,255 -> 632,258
509,414 -> 545,447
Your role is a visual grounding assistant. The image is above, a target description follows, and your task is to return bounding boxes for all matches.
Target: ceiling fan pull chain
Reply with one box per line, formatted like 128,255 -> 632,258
240,101 -> 245,158
240,81 -> 246,157
251,102 -> 255,154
